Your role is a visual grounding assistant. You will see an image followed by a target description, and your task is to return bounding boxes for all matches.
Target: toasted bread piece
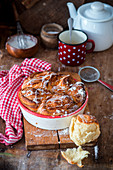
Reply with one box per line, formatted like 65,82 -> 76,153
61,146 -> 90,167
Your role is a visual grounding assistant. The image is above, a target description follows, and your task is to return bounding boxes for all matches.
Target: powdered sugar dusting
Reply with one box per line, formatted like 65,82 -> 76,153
103,113 -> 113,120
85,111 -> 90,115
27,129 -> 57,138
58,128 -> 69,135
20,72 -> 86,116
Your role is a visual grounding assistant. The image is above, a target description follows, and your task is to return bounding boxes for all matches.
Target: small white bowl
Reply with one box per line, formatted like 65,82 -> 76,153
17,86 -> 88,130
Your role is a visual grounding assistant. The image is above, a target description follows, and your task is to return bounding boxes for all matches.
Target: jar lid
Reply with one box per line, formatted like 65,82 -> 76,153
78,1 -> 113,22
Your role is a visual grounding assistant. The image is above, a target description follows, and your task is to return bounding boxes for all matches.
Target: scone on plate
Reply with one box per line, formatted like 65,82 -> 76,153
69,114 -> 101,146
61,146 -> 90,167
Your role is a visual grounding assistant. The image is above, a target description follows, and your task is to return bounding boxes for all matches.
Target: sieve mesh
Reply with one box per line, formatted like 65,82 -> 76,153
79,66 -> 100,82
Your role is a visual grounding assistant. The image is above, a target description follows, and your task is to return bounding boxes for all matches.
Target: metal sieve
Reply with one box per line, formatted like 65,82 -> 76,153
78,66 -> 113,92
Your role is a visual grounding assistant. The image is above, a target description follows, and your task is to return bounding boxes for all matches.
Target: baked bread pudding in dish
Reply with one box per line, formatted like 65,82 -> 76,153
18,71 -> 86,117
69,114 -> 101,146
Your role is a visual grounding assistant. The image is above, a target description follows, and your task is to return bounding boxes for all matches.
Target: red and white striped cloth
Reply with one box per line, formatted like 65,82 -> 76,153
0,58 -> 51,145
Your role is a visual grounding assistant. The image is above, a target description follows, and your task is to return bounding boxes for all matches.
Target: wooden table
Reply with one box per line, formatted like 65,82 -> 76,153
0,37 -> 113,169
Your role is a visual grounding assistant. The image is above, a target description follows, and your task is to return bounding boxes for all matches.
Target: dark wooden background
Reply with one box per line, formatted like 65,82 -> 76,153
1,0 -> 113,34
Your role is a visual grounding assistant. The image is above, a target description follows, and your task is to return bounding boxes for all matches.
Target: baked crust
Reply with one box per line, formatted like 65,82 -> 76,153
19,71 -> 86,116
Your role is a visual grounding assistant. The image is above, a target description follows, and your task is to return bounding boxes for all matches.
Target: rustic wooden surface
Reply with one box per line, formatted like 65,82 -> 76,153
0,27 -> 113,169
24,120 -> 59,150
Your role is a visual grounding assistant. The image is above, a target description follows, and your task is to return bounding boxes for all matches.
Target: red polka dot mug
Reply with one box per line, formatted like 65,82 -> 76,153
58,29 -> 95,66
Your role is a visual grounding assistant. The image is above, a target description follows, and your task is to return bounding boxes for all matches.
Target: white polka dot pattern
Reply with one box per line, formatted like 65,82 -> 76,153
58,41 -> 86,66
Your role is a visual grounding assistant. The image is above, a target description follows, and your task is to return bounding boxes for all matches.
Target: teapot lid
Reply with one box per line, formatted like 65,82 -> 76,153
78,1 -> 113,22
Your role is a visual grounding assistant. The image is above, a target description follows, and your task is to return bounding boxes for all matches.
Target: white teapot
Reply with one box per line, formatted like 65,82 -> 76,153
67,1 -> 113,51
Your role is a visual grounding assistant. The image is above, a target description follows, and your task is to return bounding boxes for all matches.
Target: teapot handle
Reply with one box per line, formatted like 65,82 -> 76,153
86,39 -> 95,53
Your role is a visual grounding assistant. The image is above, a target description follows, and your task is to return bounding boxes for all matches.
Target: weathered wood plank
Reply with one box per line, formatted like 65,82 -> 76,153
23,119 -> 59,150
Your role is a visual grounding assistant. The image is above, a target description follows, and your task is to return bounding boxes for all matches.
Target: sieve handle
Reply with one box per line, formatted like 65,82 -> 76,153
98,79 -> 113,92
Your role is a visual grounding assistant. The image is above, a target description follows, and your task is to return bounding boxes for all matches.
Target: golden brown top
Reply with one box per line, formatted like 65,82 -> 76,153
77,114 -> 98,124
19,71 -> 86,116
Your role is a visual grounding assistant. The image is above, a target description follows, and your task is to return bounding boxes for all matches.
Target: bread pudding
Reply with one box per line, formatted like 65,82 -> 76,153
18,71 -> 86,116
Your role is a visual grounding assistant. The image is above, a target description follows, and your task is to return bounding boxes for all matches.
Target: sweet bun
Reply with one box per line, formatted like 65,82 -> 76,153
61,146 -> 90,167
69,114 -> 100,146
19,71 -> 86,116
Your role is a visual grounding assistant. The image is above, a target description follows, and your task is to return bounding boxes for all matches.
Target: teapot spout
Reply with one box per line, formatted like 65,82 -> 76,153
67,2 -> 77,28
